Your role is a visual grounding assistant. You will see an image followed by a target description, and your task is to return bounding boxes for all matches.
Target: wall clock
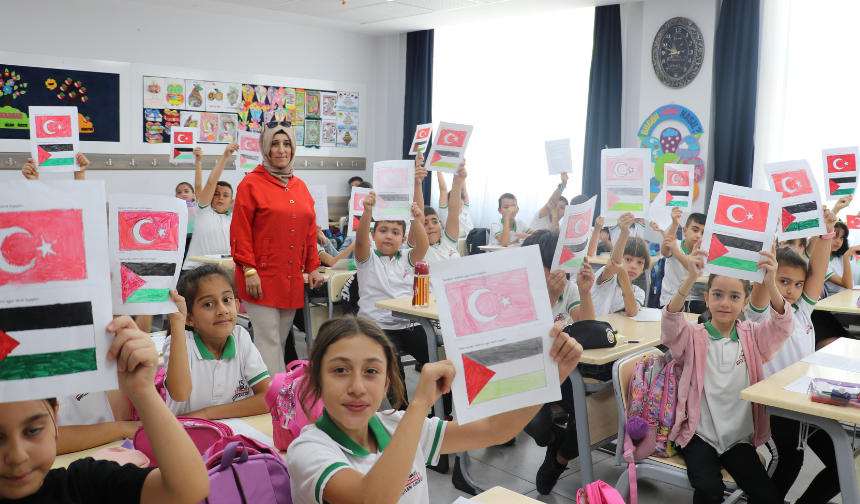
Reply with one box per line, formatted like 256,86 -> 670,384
651,17 -> 704,89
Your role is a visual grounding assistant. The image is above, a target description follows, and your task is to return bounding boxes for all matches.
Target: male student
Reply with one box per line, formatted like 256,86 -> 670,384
660,207 -> 707,312
529,173 -> 569,232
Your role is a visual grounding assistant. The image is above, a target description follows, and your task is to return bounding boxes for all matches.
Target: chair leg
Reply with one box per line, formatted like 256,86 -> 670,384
722,489 -> 744,504
614,468 -> 630,499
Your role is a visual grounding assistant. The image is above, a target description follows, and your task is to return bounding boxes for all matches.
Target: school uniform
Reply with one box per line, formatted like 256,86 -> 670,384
57,392 -> 114,426
183,203 -> 232,270
660,239 -> 706,308
438,204 -> 474,234
287,409 -> 447,504
528,212 -> 556,232
590,267 -> 644,317
20,459 -> 154,504
409,230 -> 459,264
608,220 -> 646,245
489,217 -> 531,246
551,280 -> 581,324
823,256 -> 843,296
163,326 -> 269,416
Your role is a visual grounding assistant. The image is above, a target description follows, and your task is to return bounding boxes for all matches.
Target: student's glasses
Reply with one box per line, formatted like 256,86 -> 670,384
266,121 -> 292,128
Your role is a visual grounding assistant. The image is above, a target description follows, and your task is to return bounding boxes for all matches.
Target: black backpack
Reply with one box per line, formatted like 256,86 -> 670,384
340,274 -> 361,316
465,228 -> 490,255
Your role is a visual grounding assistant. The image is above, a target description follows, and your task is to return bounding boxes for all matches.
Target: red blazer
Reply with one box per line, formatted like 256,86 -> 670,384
230,166 -> 321,309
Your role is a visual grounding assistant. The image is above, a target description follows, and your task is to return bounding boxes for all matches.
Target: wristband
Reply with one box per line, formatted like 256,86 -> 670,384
558,183 -> 565,190
678,290 -> 690,298
244,268 -> 258,277
820,231 -> 836,239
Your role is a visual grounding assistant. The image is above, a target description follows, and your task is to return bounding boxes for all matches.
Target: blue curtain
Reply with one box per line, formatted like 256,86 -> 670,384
712,0 -> 760,188
402,30 -> 434,203
581,5 -> 622,217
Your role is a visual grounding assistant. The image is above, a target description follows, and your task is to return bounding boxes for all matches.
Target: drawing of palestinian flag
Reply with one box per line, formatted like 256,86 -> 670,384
36,144 -> 75,167
558,240 -> 588,268
707,233 -> 763,273
239,153 -> 260,169
376,194 -> 411,216
828,177 -> 856,197
462,337 -> 547,404
351,215 -> 360,233
0,302 -> 97,381
120,262 -> 176,303
606,187 -> 644,211
666,190 -> 690,207
781,202 -> 820,233
429,150 -> 460,169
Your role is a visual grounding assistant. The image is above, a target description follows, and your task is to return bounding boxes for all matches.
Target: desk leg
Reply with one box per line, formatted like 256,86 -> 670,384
303,286 -> 313,349
417,317 -> 445,419
766,406 -> 859,504
570,367 -> 593,489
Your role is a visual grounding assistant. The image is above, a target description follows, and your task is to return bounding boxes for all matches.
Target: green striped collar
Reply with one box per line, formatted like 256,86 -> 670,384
315,409 -> 390,457
374,249 -> 402,259
499,217 -> 517,232
704,321 -> 739,341
680,240 -> 691,254
193,332 -> 236,359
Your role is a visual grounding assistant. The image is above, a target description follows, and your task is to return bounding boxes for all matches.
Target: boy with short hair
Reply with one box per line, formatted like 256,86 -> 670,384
184,144 -> 236,270
660,208 -> 707,312
348,176 -> 364,188
413,153 -> 466,263
604,218 -> 647,252
490,193 -> 532,247
436,170 -> 474,235
529,173 -> 569,233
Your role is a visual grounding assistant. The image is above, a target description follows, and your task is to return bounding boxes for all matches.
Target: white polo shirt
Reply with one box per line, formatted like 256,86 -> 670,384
410,231 -> 459,264
609,221 -> 647,245
551,280 -> 581,324
57,392 -> 115,426
590,267 -> 645,317
287,409 -> 447,504
163,326 -> 269,415
357,249 -> 415,330
438,204 -> 474,234
745,294 -> 816,378
660,239 -> 706,306
529,212 -> 556,233
823,256 -> 844,297
489,218 -> 531,246
183,203 -> 232,270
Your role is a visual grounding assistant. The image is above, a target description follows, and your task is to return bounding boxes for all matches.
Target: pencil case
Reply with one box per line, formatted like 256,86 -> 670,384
808,378 -> 860,407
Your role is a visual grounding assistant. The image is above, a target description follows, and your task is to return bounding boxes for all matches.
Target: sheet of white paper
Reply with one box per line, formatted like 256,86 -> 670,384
783,375 -> 814,395
237,130 -> 261,174
662,164 -> 695,210
108,195 -> 187,315
308,185 -> 329,228
151,335 -> 167,355
630,308 -> 664,322
801,352 -> 860,374
204,81 -> 225,112
701,182 -> 781,283
600,148 -> 651,226
321,92 -> 338,119
29,106 -> 81,173
765,160 -> 827,240
184,80 -> 205,111
409,123 -> 433,155
331,259 -> 352,269
425,122 -> 473,174
646,188 -> 674,232
821,146 -> 859,202
169,127 -> 197,164
143,76 -> 167,108
218,418 -> 276,448
551,196 -> 596,273
0,181 -> 116,403
451,498 -> 475,504
430,246 -> 560,424
348,187 -> 371,238
373,161 -> 415,222
221,83 -> 241,112
545,139 -> 573,175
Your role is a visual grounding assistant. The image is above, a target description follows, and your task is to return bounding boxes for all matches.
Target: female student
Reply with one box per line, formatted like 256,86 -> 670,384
0,316 -> 209,504
286,316 -> 583,504
662,243 -> 794,504
591,212 -> 648,317
163,264 -> 270,419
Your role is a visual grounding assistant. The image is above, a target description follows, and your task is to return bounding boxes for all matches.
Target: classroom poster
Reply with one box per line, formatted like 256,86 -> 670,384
165,79 -> 185,108
425,122 -> 473,174
764,159 -> 826,240
599,148 -> 651,226
217,113 -> 238,143
305,119 -> 321,147
321,119 -> 337,146
184,80 -> 205,111
204,81 -> 225,112
320,92 -> 337,119
821,146 -> 859,201
336,111 -> 358,148
143,76 -> 167,109
28,106 -> 80,173
551,196 -> 596,273
337,91 -> 359,112
0,180 -> 116,402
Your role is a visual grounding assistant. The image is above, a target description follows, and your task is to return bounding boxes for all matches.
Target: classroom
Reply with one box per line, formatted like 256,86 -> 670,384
1,1 -> 860,503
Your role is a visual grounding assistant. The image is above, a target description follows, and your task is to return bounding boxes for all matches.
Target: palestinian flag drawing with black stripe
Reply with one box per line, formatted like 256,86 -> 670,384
666,190 -> 689,207
828,177 -> 856,197
429,150 -> 460,169
606,187 -> 644,211
462,337 -> 547,405
37,144 -> 75,167
558,240 -> 588,267
707,233 -> 762,273
121,262 -> 176,303
782,201 -> 820,233
0,302 -> 97,381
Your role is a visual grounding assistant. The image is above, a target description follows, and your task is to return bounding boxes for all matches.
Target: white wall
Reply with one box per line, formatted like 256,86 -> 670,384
0,0 -> 406,198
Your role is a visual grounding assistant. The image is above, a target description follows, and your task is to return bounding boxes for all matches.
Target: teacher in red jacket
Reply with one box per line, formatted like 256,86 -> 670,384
230,121 -> 324,376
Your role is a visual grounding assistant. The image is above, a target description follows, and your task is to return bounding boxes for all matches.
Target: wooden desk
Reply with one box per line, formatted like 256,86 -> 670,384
740,338 -> 860,504
813,288 -> 860,315
473,487 -> 541,504
580,312 -> 698,365
186,255 -> 235,271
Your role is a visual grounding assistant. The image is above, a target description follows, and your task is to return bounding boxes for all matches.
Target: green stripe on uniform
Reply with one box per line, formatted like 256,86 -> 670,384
315,462 -> 348,504
800,292 -> 817,306
0,348 -> 97,381
784,219 -> 820,232
125,289 -> 171,303
609,202 -> 644,211
249,370 -> 269,386
749,303 -> 768,313
426,419 -> 444,466
709,256 -> 759,272
40,157 -> 75,166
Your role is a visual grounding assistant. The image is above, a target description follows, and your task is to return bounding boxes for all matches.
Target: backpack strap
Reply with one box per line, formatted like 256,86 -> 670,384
232,459 -> 279,504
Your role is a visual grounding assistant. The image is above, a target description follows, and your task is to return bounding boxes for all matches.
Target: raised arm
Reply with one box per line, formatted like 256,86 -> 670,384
571,259 -> 596,321
805,207 -> 837,299
598,212 -> 633,283
759,248 -> 787,314
163,291 -> 192,402
538,173 -> 568,219
660,208 -> 683,257
408,203 -> 429,263
668,244 -> 706,314
832,194 -> 853,216
462,177 -> 469,205
436,166 -> 449,208
587,216 -> 604,257
408,163 -> 427,247
445,161 -> 467,238
198,143 -> 237,206
193,147 -> 204,196
354,191 -> 376,263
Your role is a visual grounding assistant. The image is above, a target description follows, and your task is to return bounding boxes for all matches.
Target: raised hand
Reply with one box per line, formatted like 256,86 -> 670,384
823,206 -> 837,233
577,259 -> 595,292
415,151 -> 424,169
22,158 -> 38,180
363,191 -> 377,210
223,142 -> 239,156
617,212 -> 636,236
758,245 -> 778,286
167,290 -> 187,326
547,269 -> 567,302
687,240 -> 706,277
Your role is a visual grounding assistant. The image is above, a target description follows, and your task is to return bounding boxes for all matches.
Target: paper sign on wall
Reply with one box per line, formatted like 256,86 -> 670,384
169,127 -> 197,164
821,146 -> 859,201
409,123 -> 433,155
765,160 -> 826,240
373,160 -> 415,222
545,139 -> 573,175
426,122 -> 473,174
600,148 -> 651,226
308,185 -> 329,229
109,195 -> 187,315
237,130 -> 261,173
702,182 -> 781,283
29,106 -> 80,173
430,246 -> 560,424
0,180 -> 116,403
551,196 -> 596,273
348,186 -> 371,237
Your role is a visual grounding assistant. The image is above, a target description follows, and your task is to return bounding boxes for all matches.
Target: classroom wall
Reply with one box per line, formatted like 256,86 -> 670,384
0,0 -> 407,199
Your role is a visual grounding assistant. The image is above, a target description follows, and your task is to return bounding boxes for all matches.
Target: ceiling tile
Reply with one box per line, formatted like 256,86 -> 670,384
208,0 -> 295,7
326,1 -> 433,23
268,0 -> 384,16
394,0 -> 479,10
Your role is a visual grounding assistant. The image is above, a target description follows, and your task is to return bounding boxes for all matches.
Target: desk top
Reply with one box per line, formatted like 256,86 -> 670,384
376,294 -> 438,318
739,338 -> 860,424
580,312 -> 698,365
472,487 -> 541,504
813,288 -> 860,314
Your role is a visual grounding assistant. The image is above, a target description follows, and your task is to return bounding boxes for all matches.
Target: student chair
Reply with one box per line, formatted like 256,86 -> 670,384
457,238 -> 468,257
327,271 -> 356,319
611,348 -> 749,504
339,216 -> 347,233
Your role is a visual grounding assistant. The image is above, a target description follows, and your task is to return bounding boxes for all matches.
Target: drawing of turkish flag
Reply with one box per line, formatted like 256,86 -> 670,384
445,268 -> 538,337
437,129 -> 467,147
847,216 -> 860,230
34,115 -> 72,138
240,134 -> 259,152
173,131 -> 194,144
118,211 -> 180,251
564,208 -> 592,239
0,209 -> 87,287
827,154 -> 856,173
714,195 -> 768,232
353,194 -> 366,211
666,169 -> 690,187
377,167 -> 408,189
416,127 -> 431,140
771,169 -> 814,197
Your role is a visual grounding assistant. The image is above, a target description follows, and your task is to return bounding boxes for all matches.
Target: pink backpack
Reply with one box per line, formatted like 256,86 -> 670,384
198,441 -> 292,504
133,417 -> 233,467
576,480 -> 626,504
203,435 -> 279,469
265,360 -> 324,451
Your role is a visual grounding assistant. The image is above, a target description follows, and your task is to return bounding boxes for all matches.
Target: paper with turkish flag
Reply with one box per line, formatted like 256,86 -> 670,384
551,196 -> 596,274
347,186 -> 371,238
764,160 -> 826,240
169,127 -> 197,164
425,121 -> 472,174
430,246 -> 559,424
821,146 -> 859,201
848,216 -> 860,230
0,180 -> 115,403
600,148 -> 651,226
372,160 -> 415,221
702,182 -> 781,283
28,106 -> 80,173
408,123 -> 433,155
109,195 -> 186,315
237,130 -> 261,174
